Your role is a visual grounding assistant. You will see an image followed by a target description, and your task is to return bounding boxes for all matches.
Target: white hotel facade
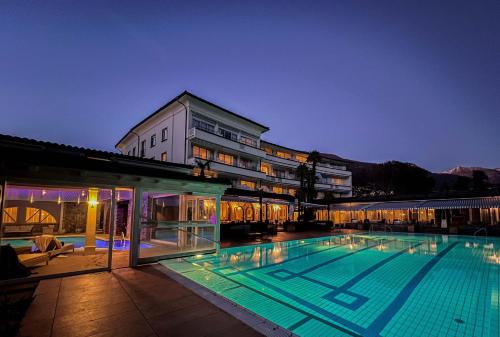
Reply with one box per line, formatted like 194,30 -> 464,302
116,91 -> 352,223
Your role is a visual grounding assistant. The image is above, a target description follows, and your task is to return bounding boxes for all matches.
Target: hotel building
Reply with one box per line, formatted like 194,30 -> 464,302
115,91 -> 352,223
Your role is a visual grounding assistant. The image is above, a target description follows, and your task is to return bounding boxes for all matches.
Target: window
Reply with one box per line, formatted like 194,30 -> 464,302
296,154 -> 307,163
218,128 -> 238,141
161,152 -> 167,161
150,134 -> 156,147
288,189 -> 296,196
272,186 -> 283,194
25,207 -> 57,224
140,140 -> 146,157
192,118 -> 215,133
261,164 -> 271,175
192,145 -> 213,160
262,147 -> 273,155
240,180 -> 256,190
274,169 -> 286,178
132,147 -> 136,156
161,127 -> 168,141
217,152 -> 234,165
127,150 -> 131,156
2,207 -> 18,223
240,135 -> 257,147
239,158 -> 257,170
276,151 -> 292,159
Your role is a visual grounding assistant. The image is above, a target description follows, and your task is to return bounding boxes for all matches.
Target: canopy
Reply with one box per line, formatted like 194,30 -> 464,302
364,201 -> 424,211
329,203 -> 371,211
222,196 -> 259,203
419,197 -> 500,210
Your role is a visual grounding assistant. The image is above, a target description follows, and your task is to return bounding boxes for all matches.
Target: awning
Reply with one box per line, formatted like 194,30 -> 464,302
297,202 -> 328,209
222,196 -> 259,203
264,198 -> 291,205
364,201 -> 424,211
419,197 -> 500,210
329,203 -> 372,211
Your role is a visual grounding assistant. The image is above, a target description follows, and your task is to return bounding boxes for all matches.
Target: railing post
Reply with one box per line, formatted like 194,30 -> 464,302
130,187 -> 142,267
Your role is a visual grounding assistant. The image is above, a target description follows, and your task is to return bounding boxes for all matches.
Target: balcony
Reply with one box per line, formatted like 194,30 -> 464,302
187,157 -> 266,180
188,127 -> 266,158
264,175 -> 301,187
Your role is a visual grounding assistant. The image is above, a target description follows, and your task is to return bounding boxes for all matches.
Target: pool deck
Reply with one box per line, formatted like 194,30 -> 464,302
16,266 -> 263,337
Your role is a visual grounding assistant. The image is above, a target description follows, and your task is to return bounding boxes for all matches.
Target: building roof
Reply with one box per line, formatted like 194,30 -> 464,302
329,197 -> 500,211
116,91 -> 270,147
0,134 -> 229,186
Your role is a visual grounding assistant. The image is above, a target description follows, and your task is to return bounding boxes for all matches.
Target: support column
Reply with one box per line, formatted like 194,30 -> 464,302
107,189 -> 116,269
215,195 -> 221,252
0,179 -> 5,239
84,188 -> 98,255
130,187 -> 142,267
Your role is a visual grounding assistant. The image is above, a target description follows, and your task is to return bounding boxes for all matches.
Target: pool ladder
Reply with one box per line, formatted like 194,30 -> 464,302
473,227 -> 487,237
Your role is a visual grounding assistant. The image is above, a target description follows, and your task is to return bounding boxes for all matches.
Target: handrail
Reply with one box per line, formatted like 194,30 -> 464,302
473,227 -> 487,237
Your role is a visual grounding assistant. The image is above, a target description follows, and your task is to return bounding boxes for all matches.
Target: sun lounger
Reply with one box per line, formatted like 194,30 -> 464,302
18,253 -> 49,267
47,243 -> 75,258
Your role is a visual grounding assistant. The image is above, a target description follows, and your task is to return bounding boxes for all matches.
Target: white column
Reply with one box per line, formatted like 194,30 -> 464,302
215,194 -> 221,253
130,187 -> 142,267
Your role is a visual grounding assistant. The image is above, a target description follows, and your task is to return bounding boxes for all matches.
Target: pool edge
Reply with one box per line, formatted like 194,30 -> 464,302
153,263 -> 297,337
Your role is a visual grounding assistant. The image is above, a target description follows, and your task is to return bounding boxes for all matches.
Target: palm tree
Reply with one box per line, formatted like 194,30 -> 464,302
195,159 -> 211,178
307,150 -> 321,201
295,163 -> 309,216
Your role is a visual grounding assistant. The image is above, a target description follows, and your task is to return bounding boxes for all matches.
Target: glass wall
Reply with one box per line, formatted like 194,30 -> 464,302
137,192 -> 218,260
1,184 -> 112,280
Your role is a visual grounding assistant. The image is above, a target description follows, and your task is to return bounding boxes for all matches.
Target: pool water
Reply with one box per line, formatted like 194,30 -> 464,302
1,236 -> 153,251
162,233 -> 500,337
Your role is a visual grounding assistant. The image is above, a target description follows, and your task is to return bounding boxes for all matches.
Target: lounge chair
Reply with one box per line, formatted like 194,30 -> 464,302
47,243 -> 75,258
18,253 -> 49,267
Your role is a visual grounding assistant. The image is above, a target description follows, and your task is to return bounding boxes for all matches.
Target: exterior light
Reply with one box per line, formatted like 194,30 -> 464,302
57,195 -> 62,205
116,192 -> 121,201
88,199 -> 99,208
30,193 -> 34,204
42,190 -> 47,196
77,196 -> 81,205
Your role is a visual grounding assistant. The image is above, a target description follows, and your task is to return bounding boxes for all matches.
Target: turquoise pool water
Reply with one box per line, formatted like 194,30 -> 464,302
1,236 -> 153,250
162,233 -> 500,337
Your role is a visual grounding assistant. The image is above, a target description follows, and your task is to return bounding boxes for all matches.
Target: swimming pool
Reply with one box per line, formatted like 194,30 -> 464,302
1,236 -> 153,251
162,233 -> 500,337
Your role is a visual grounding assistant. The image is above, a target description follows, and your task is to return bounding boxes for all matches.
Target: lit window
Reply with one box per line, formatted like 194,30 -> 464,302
296,154 -> 307,163
161,127 -> 168,141
161,152 -> 167,161
2,207 -> 18,223
150,134 -> 156,147
193,145 -> 213,160
25,207 -> 56,224
240,180 -> 256,190
261,164 -> 270,175
240,135 -> 257,147
288,189 -> 296,196
272,186 -> 283,194
262,147 -> 273,155
218,152 -> 234,165
276,151 -> 292,159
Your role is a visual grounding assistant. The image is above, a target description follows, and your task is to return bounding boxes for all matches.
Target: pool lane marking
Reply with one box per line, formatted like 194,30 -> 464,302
287,316 -> 312,331
235,241 -> 417,333
216,236 -> 389,276
184,256 -> 363,337
364,241 -> 459,337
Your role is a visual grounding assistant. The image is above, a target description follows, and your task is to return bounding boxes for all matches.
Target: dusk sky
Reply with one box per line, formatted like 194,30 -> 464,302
1,1 -> 498,172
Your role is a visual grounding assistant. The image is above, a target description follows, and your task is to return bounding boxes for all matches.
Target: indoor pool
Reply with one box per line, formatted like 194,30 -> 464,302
162,233 -> 500,337
1,236 -> 153,251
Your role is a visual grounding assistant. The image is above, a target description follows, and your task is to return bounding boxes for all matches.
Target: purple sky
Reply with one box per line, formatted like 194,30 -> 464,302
1,1 -> 498,172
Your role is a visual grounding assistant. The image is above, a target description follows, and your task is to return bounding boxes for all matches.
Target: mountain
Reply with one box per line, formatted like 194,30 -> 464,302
443,166 -> 500,185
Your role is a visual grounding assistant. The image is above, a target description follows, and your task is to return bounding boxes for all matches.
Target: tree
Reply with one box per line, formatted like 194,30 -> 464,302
195,159 -> 211,178
453,176 -> 471,191
295,163 -> 310,217
472,170 -> 488,191
307,150 -> 321,201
